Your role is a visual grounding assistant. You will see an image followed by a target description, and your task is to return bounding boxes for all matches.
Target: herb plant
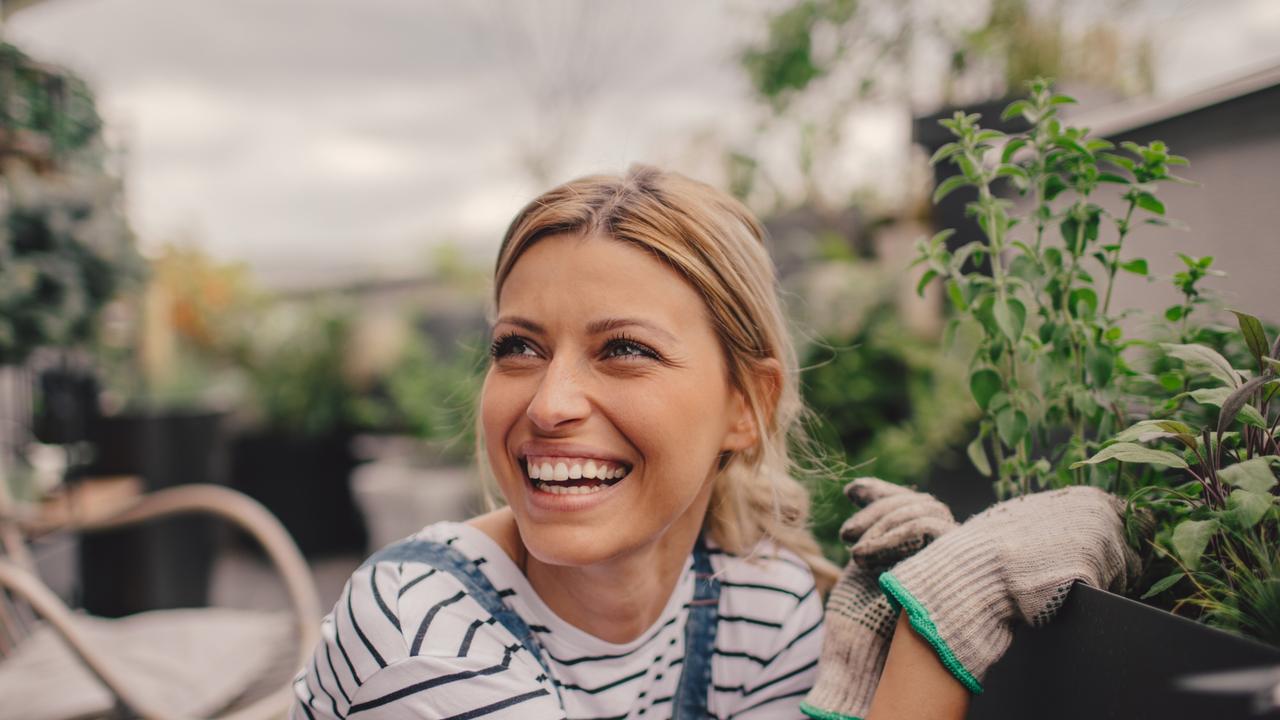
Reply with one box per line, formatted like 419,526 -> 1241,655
914,78 -> 1280,645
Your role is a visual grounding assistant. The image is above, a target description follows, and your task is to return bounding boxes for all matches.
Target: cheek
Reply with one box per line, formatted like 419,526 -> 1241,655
479,371 -> 521,462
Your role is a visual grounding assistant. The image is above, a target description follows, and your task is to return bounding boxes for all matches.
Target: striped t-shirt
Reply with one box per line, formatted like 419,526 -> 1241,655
291,522 -> 824,719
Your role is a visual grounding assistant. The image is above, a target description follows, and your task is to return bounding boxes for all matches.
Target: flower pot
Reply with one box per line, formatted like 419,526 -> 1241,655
230,430 -> 367,557
970,584 -> 1280,719
79,410 -> 228,617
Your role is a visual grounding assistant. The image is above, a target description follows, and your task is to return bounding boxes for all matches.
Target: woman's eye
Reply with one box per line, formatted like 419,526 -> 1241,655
490,334 -> 538,359
604,339 -> 659,361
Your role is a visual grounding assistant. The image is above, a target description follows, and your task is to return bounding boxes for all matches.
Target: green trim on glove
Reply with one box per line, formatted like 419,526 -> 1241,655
878,572 -> 985,695
800,701 -> 863,720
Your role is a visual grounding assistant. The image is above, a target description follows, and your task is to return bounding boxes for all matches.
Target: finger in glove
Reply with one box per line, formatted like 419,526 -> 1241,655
852,516 -> 956,567
843,476 -> 911,506
840,492 -> 939,544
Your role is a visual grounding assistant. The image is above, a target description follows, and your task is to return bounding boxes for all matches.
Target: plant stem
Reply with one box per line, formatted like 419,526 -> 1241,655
1102,199 -> 1137,316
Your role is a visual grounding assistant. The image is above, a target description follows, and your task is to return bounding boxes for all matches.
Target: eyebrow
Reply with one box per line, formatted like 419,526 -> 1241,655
494,315 -> 678,343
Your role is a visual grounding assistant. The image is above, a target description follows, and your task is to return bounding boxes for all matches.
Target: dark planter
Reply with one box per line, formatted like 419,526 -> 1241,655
230,430 -> 367,557
970,584 -> 1280,719
79,410 -> 228,617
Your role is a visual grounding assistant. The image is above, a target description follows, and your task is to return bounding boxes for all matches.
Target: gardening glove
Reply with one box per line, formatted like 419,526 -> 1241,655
801,478 -> 957,720
877,485 -> 1143,696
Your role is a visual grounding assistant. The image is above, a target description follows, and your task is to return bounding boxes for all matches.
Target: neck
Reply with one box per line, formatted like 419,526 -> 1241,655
522,520 -> 701,644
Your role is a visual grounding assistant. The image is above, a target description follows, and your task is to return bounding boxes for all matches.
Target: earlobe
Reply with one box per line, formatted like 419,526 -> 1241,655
722,358 -> 782,452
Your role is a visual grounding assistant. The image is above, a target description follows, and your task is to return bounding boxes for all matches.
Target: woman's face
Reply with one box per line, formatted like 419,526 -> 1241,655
481,232 -> 757,568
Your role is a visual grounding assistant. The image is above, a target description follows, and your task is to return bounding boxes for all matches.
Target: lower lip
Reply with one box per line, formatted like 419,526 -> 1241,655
523,470 -> 628,513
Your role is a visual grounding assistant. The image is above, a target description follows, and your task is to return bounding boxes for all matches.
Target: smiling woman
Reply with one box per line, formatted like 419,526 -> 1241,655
290,165 -> 847,719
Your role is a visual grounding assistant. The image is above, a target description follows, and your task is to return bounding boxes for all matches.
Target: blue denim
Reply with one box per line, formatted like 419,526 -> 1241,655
672,533 -> 721,719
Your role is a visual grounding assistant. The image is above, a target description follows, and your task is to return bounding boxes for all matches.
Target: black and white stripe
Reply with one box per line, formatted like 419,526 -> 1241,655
291,523 -> 823,719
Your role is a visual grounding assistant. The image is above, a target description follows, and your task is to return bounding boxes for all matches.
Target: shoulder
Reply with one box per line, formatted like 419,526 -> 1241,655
705,537 -> 824,715
709,536 -> 823,654
710,536 -> 819,610
292,522 -> 560,719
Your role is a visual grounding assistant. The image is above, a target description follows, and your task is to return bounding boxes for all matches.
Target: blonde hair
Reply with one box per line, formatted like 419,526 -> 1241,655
483,164 -> 838,597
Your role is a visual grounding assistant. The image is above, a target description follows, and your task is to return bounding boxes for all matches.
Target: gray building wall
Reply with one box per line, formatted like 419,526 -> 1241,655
1093,84 -> 1280,326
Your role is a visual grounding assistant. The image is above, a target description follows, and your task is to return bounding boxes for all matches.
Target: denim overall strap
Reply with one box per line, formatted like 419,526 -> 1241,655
672,532 -> 721,719
362,539 -> 563,707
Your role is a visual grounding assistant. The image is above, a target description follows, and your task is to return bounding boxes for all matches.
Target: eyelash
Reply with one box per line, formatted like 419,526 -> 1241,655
488,332 -> 661,362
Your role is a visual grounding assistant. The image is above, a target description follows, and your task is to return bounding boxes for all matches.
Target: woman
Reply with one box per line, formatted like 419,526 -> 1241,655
292,166 -> 1139,720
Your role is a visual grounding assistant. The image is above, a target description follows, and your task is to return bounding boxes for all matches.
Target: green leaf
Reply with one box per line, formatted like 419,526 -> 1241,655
1230,310 -> 1269,370
974,129 -> 1005,145
967,434 -> 992,477
1161,343 -> 1241,388
994,298 -> 1026,342
1182,388 -> 1266,427
945,279 -> 967,312
1171,519 -> 1218,571
969,369 -> 1003,411
1097,172 -> 1129,184
1119,259 -> 1149,276
1000,138 -> 1028,164
916,269 -> 939,297
1043,174 -> 1068,201
1087,346 -> 1115,387
1049,94 -> 1077,106
1217,374 -> 1272,434
1134,192 -> 1165,215
1226,489 -> 1274,530
1140,573 -> 1184,600
1219,457 -> 1279,494
1165,305 -> 1185,322
1071,442 -> 1188,469
933,174 -> 969,203
930,142 -> 963,165
1070,288 -> 1098,320
1001,99 -> 1032,121
995,407 -> 1028,447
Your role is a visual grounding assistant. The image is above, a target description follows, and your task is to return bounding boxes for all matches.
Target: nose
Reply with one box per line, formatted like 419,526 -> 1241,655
525,356 -> 591,431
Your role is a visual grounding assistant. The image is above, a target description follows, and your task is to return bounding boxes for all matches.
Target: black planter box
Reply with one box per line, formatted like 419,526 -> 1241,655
970,584 -> 1280,719
79,410 -> 227,617
230,430 -> 367,557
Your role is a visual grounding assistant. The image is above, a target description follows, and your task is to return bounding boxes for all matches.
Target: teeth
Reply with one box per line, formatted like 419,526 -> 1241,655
535,482 -> 605,495
524,457 -> 631,484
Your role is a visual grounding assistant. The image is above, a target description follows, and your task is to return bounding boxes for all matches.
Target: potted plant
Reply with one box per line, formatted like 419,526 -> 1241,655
913,80 -> 1280,716
229,298 -> 369,557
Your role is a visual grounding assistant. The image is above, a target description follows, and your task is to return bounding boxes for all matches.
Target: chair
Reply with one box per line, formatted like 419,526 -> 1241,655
0,481 -> 321,720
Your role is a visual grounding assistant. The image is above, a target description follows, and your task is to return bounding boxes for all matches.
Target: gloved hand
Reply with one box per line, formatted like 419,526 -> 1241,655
801,478 -> 956,720
877,485 -> 1144,695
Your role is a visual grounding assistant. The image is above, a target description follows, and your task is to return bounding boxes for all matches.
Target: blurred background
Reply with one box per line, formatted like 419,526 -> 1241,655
1,0 -> 1279,669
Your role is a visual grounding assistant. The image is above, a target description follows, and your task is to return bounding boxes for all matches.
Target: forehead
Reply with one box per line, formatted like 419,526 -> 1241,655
497,233 -> 711,334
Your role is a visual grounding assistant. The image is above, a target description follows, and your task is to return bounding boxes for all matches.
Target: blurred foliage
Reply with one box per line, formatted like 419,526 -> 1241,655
354,327 -> 485,462
238,299 -> 361,437
733,0 -> 1154,211
0,42 -> 102,162
0,40 -> 139,366
0,173 -> 141,364
800,300 -> 976,561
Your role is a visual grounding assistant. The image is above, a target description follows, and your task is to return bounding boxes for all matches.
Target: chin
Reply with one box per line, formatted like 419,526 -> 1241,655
517,520 -> 634,567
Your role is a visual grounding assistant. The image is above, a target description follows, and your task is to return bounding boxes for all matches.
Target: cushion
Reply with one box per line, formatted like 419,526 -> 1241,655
0,607 -> 294,720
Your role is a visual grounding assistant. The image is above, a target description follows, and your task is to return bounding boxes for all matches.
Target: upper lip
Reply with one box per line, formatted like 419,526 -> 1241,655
517,441 -> 632,466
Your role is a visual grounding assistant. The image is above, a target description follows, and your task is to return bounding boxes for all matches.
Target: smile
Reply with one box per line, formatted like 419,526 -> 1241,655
523,455 -> 632,495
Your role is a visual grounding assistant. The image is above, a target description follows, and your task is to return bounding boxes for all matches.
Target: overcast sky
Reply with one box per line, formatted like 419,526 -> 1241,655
8,0 -> 1280,287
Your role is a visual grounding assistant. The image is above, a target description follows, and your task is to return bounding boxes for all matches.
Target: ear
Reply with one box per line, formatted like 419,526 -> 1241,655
721,358 -> 783,453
